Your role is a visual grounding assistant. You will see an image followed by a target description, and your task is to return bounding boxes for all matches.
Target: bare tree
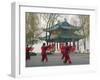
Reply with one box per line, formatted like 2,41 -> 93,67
79,15 -> 90,50
40,13 -> 59,44
25,12 -> 40,45
41,13 -> 59,28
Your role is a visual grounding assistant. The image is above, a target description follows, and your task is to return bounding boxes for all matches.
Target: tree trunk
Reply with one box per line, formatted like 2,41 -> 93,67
83,38 -> 86,51
77,41 -> 79,51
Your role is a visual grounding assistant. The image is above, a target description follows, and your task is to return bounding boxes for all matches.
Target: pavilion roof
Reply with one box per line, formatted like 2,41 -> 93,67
45,20 -> 81,32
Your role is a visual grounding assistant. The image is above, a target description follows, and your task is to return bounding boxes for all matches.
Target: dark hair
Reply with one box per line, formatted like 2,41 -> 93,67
66,42 -> 68,45
26,44 -> 28,47
43,43 -> 45,46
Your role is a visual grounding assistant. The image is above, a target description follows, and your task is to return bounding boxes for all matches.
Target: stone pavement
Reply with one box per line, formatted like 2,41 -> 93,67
26,53 -> 89,67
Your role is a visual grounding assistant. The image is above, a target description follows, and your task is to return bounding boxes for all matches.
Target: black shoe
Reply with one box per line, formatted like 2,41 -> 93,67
63,61 -> 67,64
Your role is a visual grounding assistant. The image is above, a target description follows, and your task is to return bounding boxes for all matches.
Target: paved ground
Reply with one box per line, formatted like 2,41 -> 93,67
26,53 -> 89,67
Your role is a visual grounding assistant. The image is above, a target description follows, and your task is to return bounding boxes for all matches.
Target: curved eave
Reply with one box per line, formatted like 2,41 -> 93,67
40,35 -> 84,42
45,26 -> 81,32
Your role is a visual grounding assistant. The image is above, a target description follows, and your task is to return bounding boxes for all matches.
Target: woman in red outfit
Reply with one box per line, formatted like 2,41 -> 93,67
26,45 -> 34,60
41,43 -> 48,62
63,42 -> 72,64
26,45 -> 30,60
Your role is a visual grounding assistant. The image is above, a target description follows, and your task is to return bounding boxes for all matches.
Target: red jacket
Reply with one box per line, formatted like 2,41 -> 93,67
26,47 -> 33,53
26,47 -> 30,53
64,46 -> 70,54
41,46 -> 48,54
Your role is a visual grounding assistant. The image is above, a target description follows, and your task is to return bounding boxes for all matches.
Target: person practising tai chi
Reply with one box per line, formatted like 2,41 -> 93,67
41,43 -> 49,62
63,42 -> 72,64
26,45 -> 33,60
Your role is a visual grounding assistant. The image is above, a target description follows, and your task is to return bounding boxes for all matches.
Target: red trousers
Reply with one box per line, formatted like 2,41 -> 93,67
41,53 -> 48,62
64,54 -> 72,64
26,52 -> 30,60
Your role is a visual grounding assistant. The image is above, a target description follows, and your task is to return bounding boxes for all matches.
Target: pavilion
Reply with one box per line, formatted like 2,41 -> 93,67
42,18 -> 84,51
